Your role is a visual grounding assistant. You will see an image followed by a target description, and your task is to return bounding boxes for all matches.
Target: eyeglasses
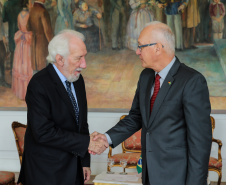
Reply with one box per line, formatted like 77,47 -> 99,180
137,43 -> 164,51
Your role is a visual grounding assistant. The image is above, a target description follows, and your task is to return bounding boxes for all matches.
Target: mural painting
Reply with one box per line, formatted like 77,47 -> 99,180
0,0 -> 226,111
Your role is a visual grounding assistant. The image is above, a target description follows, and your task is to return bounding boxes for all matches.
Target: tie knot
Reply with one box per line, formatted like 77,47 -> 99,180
155,74 -> 160,80
65,81 -> 71,88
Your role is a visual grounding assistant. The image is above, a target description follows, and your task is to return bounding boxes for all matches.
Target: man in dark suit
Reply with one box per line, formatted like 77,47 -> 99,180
27,0 -> 53,72
90,21 -> 212,185
18,30 -> 108,185
2,0 -> 22,73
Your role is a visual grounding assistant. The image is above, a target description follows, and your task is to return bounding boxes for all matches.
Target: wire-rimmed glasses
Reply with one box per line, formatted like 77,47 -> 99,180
137,43 -> 164,52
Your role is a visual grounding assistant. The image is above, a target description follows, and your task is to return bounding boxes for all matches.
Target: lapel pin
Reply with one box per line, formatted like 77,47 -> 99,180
168,81 -> 171,85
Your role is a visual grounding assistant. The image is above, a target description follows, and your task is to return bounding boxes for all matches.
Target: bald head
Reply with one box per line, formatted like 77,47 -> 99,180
141,21 -> 175,55
136,21 -> 175,72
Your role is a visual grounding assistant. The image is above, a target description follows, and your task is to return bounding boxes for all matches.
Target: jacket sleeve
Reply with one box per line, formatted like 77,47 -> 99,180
79,76 -> 91,167
209,3 -> 215,17
183,73 -> 212,185
2,3 -> 8,23
220,3 -> 225,17
25,78 -> 90,158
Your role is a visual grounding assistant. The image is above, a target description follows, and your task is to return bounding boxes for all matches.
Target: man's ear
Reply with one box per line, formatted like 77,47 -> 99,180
155,43 -> 162,54
55,54 -> 64,66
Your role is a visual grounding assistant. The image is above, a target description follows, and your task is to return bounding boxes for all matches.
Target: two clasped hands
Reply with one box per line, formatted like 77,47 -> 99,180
88,132 -> 109,155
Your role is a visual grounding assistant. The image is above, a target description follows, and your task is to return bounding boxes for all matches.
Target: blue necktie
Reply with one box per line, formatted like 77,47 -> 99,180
65,81 -> 79,125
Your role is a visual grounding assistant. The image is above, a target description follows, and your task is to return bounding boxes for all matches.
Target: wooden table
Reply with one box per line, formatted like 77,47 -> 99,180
93,172 -> 142,185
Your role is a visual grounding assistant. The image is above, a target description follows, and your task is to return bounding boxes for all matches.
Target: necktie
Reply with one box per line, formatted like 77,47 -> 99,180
150,74 -> 160,113
65,81 -> 79,125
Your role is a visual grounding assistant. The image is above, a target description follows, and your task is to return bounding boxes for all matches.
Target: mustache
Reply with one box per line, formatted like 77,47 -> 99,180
75,68 -> 83,72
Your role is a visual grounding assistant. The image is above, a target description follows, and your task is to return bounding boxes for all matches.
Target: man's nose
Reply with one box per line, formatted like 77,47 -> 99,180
136,48 -> 141,55
80,57 -> 87,69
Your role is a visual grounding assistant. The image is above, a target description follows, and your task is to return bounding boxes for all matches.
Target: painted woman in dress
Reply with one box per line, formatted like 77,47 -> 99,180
54,0 -> 73,34
209,0 -> 225,39
126,0 -> 154,51
73,1 -> 102,52
12,3 -> 33,100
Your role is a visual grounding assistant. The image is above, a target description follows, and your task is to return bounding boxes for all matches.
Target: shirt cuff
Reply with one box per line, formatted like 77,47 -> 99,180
105,133 -> 112,145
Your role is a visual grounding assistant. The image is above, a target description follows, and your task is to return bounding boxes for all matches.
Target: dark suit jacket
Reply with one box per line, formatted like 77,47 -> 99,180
107,57 -> 212,185
18,64 -> 90,185
27,2 -> 53,71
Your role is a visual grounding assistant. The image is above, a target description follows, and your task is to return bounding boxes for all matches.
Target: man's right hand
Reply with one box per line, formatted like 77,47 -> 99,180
88,132 -> 109,155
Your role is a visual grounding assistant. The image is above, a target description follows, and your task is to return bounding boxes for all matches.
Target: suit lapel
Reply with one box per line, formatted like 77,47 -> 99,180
144,72 -> 155,128
47,64 -> 77,122
148,58 -> 181,128
73,80 -> 83,131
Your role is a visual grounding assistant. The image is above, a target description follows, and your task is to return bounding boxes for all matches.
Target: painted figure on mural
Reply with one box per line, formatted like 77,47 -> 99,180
54,0 -> 73,34
27,0 -> 53,72
73,1 -> 103,52
157,0 -> 189,50
221,0 -> 226,38
110,0 -> 126,50
0,2 -> 8,87
209,0 -> 225,40
84,0 -> 107,46
2,0 -> 23,74
44,0 -> 57,31
72,0 -> 79,13
126,0 -> 154,51
153,0 -> 166,23
12,3 -> 33,100
182,0 -> 200,49
196,0 -> 211,43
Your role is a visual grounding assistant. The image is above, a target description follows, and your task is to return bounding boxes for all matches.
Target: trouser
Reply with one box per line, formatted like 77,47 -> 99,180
183,27 -> 196,48
111,7 -> 126,48
75,159 -> 84,185
167,14 -> 183,50
144,164 -> 150,185
0,40 -> 6,81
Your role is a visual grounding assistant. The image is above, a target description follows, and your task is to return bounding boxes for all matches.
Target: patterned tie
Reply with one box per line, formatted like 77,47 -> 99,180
65,81 -> 79,125
150,74 -> 161,113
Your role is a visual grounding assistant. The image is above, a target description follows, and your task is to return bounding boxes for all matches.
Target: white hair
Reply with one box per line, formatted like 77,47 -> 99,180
145,21 -> 175,54
46,29 -> 85,63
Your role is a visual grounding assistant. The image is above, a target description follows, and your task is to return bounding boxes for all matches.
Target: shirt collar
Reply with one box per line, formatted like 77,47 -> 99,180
52,63 -> 68,83
156,56 -> 176,80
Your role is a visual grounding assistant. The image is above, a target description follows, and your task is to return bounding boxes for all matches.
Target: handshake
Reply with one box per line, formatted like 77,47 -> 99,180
88,132 -> 109,155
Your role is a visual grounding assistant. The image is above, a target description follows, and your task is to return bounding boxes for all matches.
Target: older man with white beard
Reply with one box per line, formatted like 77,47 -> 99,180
17,29 -> 108,185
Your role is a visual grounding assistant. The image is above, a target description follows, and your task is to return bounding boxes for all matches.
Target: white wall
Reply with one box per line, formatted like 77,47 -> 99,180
0,111 -> 225,182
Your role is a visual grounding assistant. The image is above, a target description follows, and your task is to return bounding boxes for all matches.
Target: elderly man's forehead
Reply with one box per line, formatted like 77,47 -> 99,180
69,36 -> 85,47
68,36 -> 87,54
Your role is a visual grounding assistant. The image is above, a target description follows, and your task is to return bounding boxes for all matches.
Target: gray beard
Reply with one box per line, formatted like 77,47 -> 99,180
67,73 -> 80,82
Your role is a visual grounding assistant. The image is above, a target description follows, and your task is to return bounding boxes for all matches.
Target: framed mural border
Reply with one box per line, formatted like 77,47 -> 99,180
0,99 -> 226,114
